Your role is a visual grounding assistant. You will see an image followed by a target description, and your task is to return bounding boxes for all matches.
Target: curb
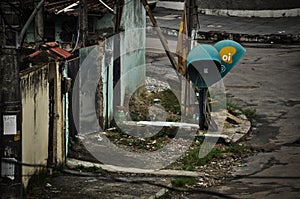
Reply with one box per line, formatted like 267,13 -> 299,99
147,26 -> 300,44
156,1 -> 300,17
198,8 -> 300,18
156,1 -> 184,11
67,158 -> 203,177
197,31 -> 300,44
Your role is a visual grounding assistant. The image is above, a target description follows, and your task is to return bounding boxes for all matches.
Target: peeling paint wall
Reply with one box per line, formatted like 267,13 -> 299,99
78,45 -> 103,132
71,0 -> 146,129
20,64 -> 49,187
49,63 -> 65,164
20,62 -> 65,188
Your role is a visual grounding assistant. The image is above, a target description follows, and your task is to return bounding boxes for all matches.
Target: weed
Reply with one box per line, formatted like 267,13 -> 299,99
242,108 -> 256,121
226,144 -> 250,156
226,97 -> 256,121
128,89 -> 181,122
180,144 -> 223,171
171,176 -> 197,188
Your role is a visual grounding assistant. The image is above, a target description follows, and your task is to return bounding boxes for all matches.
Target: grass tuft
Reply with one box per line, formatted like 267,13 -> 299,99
171,176 -> 197,188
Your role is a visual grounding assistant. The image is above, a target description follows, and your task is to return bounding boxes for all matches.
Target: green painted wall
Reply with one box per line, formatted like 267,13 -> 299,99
120,0 -> 146,106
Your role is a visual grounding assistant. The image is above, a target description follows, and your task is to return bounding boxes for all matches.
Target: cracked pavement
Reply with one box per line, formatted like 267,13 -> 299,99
177,45 -> 300,198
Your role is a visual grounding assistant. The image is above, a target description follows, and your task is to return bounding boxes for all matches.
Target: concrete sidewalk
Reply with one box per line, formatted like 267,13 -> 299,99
149,7 -> 300,43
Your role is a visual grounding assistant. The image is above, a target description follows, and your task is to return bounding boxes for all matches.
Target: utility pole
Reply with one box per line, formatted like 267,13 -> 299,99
1,0 -> 44,197
0,1 -> 22,197
111,0 -> 124,120
186,0 -> 198,51
186,0 -> 206,129
182,0 -> 199,116
35,0 -> 44,49
80,0 -> 88,47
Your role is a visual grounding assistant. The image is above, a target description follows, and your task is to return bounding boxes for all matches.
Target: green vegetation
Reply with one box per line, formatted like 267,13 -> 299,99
226,97 -> 256,121
129,89 -> 181,122
171,176 -> 197,188
180,142 -> 223,171
177,136 -> 251,171
106,88 -> 182,151
242,108 -> 256,121
226,143 -> 250,156
108,89 -> 253,172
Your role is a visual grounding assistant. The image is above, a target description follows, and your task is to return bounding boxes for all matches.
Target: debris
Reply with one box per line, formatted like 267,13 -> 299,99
226,112 -> 243,124
238,163 -> 247,167
85,179 -> 98,183
106,127 -> 117,131
153,98 -> 161,103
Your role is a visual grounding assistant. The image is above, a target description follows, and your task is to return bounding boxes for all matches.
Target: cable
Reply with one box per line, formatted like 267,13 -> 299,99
1,158 -> 47,168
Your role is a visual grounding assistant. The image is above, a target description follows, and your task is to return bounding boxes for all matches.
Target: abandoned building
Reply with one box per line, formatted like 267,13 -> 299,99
0,0 -> 146,196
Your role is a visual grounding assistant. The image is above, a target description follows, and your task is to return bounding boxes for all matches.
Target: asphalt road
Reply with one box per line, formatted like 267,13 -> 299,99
145,34 -> 300,198
179,44 -> 300,198
213,44 -> 300,199
25,33 -> 300,198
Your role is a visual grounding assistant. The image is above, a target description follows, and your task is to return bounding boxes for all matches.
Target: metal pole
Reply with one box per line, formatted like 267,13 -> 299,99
140,0 -> 178,71
0,48 -> 22,198
199,88 -> 206,130
34,0 -> 44,49
112,0 -> 124,124
80,0 -> 88,47
18,0 -> 44,47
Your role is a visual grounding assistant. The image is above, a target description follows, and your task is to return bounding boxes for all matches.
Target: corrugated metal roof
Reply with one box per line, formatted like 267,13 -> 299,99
44,0 -> 114,16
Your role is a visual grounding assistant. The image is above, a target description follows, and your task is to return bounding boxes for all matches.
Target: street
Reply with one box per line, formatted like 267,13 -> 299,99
145,35 -> 300,198
173,43 -> 300,198
25,38 -> 300,198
